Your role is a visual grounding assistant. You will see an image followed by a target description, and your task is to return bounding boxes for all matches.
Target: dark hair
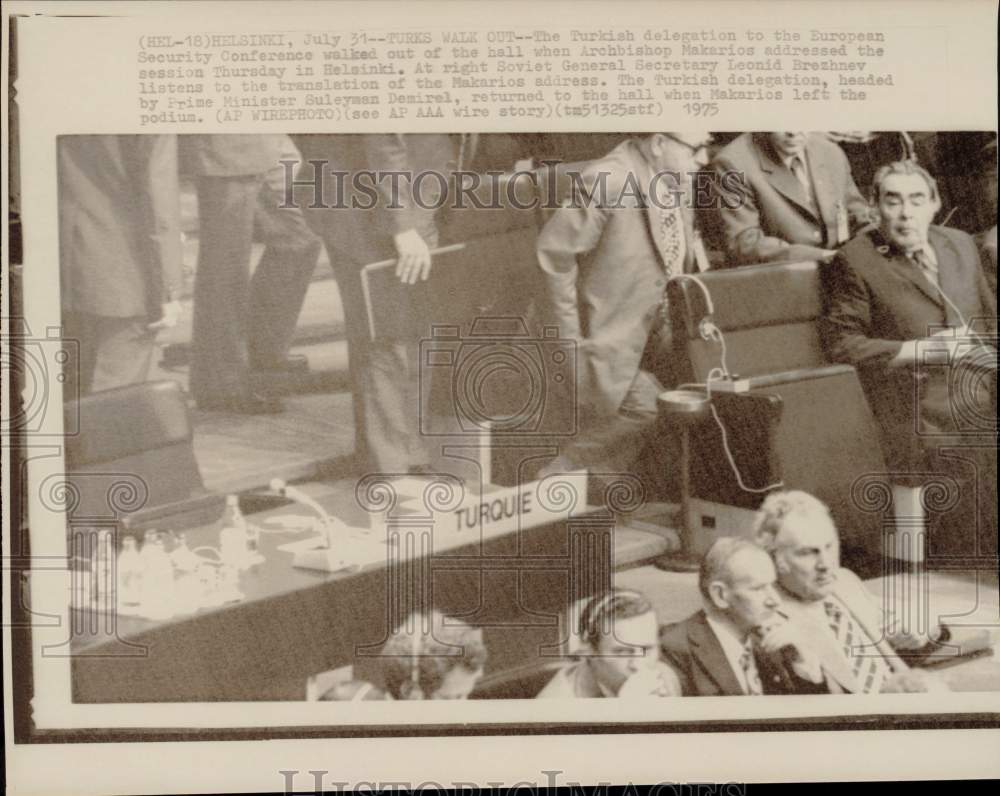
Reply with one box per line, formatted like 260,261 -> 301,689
380,610 -> 487,700
871,159 -> 940,204
578,589 -> 653,649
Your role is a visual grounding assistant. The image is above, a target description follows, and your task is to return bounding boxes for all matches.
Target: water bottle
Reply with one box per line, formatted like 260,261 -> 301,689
117,535 -> 142,610
138,530 -> 175,621
171,533 -> 201,614
219,495 -> 250,569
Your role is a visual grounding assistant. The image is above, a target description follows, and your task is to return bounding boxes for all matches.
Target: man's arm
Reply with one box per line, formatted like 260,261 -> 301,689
819,253 -> 907,366
365,134 -> 438,283
535,175 -> 610,341
712,155 -> 833,266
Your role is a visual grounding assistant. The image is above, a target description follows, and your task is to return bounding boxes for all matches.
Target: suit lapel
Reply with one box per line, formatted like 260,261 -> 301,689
891,250 -> 945,311
633,145 -> 671,273
928,227 -> 967,326
805,137 -> 836,234
688,613 -> 744,696
754,134 -> 819,221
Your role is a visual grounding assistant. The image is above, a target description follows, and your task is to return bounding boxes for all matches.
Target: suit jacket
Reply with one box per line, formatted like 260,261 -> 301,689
820,225 -> 996,469
292,133 -> 458,267
179,134 -> 285,177
536,139 -> 699,416
712,132 -> 870,266
58,135 -> 182,318
659,610 -> 829,696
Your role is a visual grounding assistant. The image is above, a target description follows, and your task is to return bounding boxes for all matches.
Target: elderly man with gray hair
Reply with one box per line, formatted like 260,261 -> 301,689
659,536 -> 829,696
754,490 -> 950,694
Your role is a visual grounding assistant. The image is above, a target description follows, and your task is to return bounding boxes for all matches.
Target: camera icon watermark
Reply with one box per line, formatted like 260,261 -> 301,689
419,317 -> 578,436
1,322 -> 80,436
915,315 -> 997,436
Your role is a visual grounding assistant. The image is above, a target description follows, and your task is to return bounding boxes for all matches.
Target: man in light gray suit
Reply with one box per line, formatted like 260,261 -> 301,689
535,132 -> 712,481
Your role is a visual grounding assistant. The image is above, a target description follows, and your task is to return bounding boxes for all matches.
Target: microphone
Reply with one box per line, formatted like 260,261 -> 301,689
270,478 -> 334,548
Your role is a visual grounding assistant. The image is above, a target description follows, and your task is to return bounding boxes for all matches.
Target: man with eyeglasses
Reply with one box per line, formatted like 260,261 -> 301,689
535,131 -> 713,491
712,131 -> 871,266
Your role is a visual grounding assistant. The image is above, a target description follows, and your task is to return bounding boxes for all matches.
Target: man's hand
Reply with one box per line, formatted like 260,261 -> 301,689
881,669 -> 950,693
147,300 -> 182,331
394,228 -> 432,284
884,613 -> 945,651
757,620 -> 824,684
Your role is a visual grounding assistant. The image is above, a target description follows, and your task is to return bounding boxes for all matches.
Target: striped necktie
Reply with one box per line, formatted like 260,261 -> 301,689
738,639 -> 764,695
823,598 -> 890,693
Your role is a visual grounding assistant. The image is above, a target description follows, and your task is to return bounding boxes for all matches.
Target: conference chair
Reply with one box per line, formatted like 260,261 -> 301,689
663,261 -> 892,566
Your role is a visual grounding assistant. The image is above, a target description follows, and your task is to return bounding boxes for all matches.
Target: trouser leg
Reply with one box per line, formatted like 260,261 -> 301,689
539,368 -> 674,504
189,175 -> 259,403
246,177 -> 322,370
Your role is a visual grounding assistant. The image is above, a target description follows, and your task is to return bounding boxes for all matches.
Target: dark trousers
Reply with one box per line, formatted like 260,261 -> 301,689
189,174 -> 321,403
327,251 -> 430,473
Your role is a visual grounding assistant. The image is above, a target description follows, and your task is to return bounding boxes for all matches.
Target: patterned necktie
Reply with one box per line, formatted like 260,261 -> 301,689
657,205 -> 686,278
911,248 -> 939,288
823,598 -> 890,693
738,639 -> 764,695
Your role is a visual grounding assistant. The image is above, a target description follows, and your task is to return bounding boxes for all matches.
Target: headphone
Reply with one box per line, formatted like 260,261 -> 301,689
578,589 -> 647,649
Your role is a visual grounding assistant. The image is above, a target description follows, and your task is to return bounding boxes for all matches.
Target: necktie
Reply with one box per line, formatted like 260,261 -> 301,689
790,156 -> 819,215
738,639 -> 764,695
823,598 -> 890,693
657,205 -> 686,278
911,248 -> 939,288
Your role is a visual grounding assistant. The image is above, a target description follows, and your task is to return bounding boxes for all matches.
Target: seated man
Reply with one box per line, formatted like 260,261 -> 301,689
712,132 -> 870,266
754,491 -> 949,694
322,610 -> 487,701
538,589 -> 682,698
820,159 -> 997,558
660,537 -> 828,696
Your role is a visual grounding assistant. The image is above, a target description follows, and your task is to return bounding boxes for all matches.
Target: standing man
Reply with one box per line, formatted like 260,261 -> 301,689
181,134 -> 321,414
59,135 -> 183,397
754,491 -> 949,693
659,537 -> 828,696
712,132 -> 870,266
535,132 -> 713,484
292,134 -> 461,474
820,160 -> 997,557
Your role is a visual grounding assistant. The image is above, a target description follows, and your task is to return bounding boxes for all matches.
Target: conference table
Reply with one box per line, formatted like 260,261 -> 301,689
70,476 -> 1000,702
70,477 -> 645,702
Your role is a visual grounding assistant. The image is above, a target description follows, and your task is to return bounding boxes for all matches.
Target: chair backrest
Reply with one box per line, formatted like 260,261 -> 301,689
667,261 -> 827,383
63,380 -> 204,519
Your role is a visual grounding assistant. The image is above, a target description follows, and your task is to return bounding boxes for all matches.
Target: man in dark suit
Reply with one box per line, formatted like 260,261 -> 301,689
821,160 -> 997,557
181,134 -> 321,414
535,132 -> 713,484
292,134 -> 460,473
59,135 -> 183,397
660,537 -> 829,696
712,132 -> 871,266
